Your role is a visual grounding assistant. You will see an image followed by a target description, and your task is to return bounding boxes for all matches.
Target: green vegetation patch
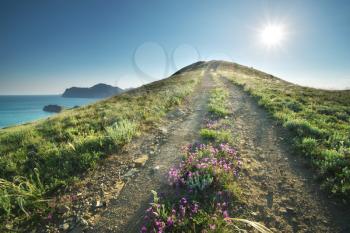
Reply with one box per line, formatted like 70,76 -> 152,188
208,88 -> 230,117
200,128 -> 232,144
140,81 -> 270,232
219,62 -> 350,196
0,69 -> 202,229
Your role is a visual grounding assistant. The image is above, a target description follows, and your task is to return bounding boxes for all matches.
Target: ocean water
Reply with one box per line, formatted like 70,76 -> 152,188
0,95 -> 99,129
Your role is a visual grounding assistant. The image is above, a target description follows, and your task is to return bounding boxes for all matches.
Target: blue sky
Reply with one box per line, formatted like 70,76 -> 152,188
1,0 -> 350,94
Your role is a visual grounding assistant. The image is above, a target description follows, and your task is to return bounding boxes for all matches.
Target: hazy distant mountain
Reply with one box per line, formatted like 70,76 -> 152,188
62,83 -> 123,98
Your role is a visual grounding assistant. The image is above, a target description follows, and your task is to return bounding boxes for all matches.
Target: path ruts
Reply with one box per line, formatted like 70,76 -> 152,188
55,61 -> 350,233
88,63 -> 218,233
216,72 -> 350,233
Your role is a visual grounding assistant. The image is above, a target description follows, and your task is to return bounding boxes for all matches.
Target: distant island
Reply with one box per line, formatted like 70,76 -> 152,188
43,104 -> 63,113
62,83 -> 123,98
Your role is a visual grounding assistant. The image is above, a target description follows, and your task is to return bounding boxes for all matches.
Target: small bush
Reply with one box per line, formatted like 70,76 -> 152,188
106,119 -> 139,145
284,119 -> 326,139
286,101 -> 303,112
299,137 -> 318,156
317,106 -> 338,116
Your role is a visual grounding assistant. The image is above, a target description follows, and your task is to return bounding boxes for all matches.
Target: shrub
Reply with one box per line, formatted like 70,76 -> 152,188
317,106 -> 338,116
284,119 -> 326,139
299,137 -> 318,156
286,101 -> 303,112
106,119 -> 139,145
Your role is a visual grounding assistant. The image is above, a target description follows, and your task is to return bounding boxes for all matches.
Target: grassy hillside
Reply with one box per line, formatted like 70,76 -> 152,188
2,60 -> 349,231
0,64 -> 205,228
216,61 -> 350,196
140,81 -> 271,232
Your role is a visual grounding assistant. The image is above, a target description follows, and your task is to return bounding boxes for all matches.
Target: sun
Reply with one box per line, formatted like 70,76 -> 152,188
260,24 -> 286,48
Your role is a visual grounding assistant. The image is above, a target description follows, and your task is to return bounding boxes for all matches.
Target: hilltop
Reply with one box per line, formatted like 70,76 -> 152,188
62,83 -> 123,98
1,61 -> 350,232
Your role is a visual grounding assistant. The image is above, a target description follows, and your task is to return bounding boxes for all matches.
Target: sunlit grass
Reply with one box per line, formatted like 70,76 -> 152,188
0,68 -> 203,229
140,81 -> 270,232
208,88 -> 230,117
219,61 -> 350,196
106,119 -> 139,145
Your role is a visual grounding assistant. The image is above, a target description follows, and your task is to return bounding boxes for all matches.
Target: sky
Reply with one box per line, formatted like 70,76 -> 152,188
1,0 -> 350,94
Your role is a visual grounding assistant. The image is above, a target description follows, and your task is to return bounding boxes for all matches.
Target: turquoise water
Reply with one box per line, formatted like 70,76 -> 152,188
0,95 -> 99,129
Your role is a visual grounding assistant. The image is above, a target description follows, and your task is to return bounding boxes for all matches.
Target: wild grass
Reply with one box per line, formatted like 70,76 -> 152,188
226,218 -> 272,233
106,119 -> 138,145
200,128 -> 232,143
0,168 -> 46,219
140,80 -> 270,232
208,88 -> 230,117
0,68 -> 202,229
218,61 -> 350,196
201,87 -> 233,144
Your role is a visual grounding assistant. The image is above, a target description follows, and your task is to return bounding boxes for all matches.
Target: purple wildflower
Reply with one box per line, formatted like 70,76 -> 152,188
47,212 -> 53,220
223,210 -> 229,218
180,197 -> 187,205
191,203 -> 199,214
166,217 -> 174,227
140,225 -> 147,233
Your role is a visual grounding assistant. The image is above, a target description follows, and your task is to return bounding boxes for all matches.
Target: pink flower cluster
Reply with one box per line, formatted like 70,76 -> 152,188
169,143 -> 241,189
141,197 -> 200,233
142,142 -> 241,232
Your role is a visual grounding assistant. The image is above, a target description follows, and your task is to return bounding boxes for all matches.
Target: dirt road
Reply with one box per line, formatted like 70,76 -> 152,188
85,65 -> 217,233
41,61 -> 350,233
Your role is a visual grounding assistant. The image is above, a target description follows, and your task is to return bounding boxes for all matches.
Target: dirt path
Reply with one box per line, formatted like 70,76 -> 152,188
218,75 -> 350,233
80,65 -> 217,233
40,61 -> 350,233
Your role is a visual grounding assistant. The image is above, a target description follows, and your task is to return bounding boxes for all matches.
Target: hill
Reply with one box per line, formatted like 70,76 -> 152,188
62,83 -> 123,98
0,64 -> 203,231
1,61 -> 350,232
216,60 -> 350,194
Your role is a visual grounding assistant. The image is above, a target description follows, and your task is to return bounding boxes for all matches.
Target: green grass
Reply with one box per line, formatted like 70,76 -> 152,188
200,128 -> 232,143
106,119 -> 139,145
217,61 -> 350,196
201,82 -> 239,196
208,88 -> 230,117
141,79 -> 272,232
0,168 -> 46,222
0,68 -> 203,229
201,86 -> 233,144
196,82 -> 270,232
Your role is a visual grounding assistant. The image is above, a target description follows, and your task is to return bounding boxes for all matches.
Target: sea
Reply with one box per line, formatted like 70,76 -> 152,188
0,95 -> 99,129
